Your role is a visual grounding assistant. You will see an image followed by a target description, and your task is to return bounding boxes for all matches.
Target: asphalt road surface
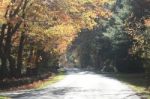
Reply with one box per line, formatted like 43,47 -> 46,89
0,70 -> 140,99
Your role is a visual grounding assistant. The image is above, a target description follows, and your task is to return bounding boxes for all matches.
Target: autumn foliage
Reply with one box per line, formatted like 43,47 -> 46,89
0,0 -> 113,79
0,0 -> 149,82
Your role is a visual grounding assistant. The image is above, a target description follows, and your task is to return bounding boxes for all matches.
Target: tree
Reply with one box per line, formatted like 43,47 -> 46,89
0,0 -> 30,77
0,0 -> 112,78
126,0 -> 150,73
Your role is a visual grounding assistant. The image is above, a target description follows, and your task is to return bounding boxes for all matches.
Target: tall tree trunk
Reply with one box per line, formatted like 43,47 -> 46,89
0,56 -> 7,78
5,25 -> 14,75
0,24 -> 7,78
0,25 -> 12,78
28,46 -> 33,64
35,50 -> 41,67
8,55 -> 16,77
17,31 -> 25,76
0,24 -> 6,47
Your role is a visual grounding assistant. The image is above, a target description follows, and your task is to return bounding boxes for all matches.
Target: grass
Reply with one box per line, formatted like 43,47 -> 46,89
102,73 -> 150,99
36,73 -> 65,89
0,96 -> 10,99
0,72 -> 65,92
17,73 -> 65,90
0,73 -> 65,99
129,85 -> 150,99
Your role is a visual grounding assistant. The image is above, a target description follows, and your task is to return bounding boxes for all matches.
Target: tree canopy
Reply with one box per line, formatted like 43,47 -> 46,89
0,0 -> 150,79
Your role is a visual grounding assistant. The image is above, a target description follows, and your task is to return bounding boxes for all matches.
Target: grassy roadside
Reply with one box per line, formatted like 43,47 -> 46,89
103,73 -> 150,99
36,73 -> 65,89
0,72 -> 65,99
0,96 -> 11,99
0,72 -> 65,91
128,84 -> 150,99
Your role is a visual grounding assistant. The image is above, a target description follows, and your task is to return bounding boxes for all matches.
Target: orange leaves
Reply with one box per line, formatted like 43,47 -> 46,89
53,0 -> 113,29
38,0 -> 114,54
3,0 -> 115,57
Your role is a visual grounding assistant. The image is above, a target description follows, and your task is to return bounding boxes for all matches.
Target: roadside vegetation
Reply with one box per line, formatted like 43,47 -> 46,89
0,96 -> 8,99
0,72 -> 65,91
102,73 -> 150,99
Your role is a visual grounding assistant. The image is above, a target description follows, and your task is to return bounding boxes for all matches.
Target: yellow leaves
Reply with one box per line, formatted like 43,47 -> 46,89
35,0 -> 114,53
97,9 -> 112,18
43,23 -> 77,53
54,0 -> 112,29
46,24 -> 76,36
28,25 -> 46,44
81,10 -> 97,29
28,23 -> 77,53
2,0 -> 115,55
0,0 -> 10,23
84,11 -> 97,18
94,0 -> 116,5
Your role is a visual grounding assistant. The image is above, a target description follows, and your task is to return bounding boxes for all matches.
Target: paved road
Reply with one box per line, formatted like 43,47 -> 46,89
0,71 -> 140,99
